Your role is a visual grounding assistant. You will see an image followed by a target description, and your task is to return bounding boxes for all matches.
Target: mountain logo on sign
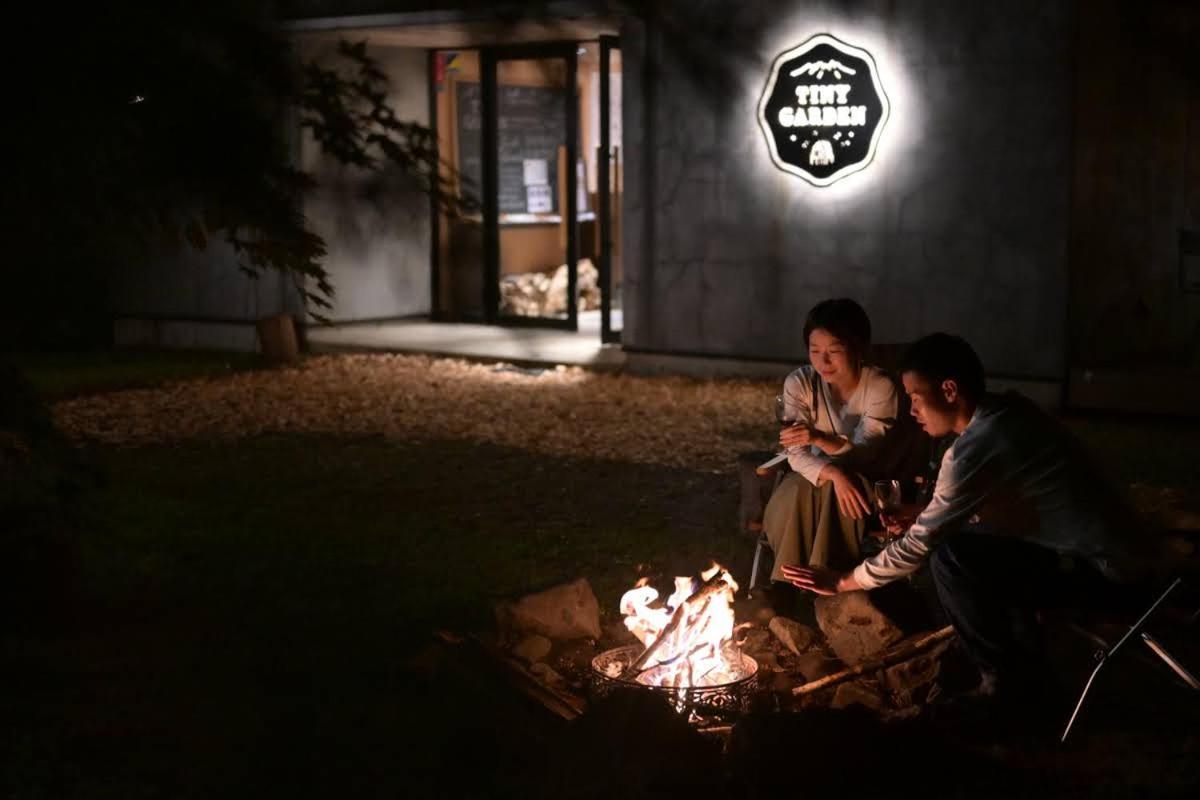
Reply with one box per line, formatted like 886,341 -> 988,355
758,34 -> 889,187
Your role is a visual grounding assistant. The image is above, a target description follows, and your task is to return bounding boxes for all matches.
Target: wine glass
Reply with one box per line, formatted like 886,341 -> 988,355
872,479 -> 902,517
774,394 -> 793,426
773,395 -> 796,457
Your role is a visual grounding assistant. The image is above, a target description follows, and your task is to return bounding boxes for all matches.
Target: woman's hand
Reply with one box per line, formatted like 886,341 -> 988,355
820,465 -> 871,520
780,422 -> 820,449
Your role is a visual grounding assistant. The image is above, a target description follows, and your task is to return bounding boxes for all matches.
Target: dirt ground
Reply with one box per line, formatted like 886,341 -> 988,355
50,354 -> 771,472
5,353 -> 1197,799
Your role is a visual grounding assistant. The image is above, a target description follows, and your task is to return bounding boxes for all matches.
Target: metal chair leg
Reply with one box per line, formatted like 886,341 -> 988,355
747,533 -> 767,599
1061,577 -> 1186,743
1141,632 -> 1200,689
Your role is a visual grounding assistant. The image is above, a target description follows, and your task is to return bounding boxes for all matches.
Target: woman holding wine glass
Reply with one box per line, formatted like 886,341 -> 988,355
762,298 -> 920,595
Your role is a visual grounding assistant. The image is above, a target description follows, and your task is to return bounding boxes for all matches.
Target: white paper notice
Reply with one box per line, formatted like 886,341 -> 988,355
526,184 -> 552,213
522,159 -> 548,186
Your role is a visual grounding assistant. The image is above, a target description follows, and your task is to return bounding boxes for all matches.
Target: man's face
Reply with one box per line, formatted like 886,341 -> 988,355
902,371 -> 958,437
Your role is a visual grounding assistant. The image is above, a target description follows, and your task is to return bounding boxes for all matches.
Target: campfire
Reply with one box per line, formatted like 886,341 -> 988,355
590,563 -> 759,722
485,566 -> 956,731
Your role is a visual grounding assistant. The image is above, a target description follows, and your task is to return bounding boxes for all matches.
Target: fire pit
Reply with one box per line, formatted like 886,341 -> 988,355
590,563 -> 761,725
590,645 -> 760,725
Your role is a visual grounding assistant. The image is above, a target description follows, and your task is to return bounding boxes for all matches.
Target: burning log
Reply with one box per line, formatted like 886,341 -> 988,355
622,570 -> 736,680
791,625 -> 956,697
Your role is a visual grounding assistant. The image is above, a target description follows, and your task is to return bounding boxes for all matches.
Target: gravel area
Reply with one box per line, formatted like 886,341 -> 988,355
52,354 -> 779,472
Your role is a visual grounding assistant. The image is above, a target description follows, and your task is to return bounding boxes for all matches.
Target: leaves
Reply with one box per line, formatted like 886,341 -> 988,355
8,2 -> 474,332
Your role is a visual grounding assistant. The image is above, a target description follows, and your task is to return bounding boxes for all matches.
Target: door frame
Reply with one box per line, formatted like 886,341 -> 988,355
597,34 -> 621,344
482,41 -> 580,330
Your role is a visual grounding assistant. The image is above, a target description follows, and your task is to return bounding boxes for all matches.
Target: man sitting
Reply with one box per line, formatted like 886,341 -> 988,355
782,333 -> 1157,715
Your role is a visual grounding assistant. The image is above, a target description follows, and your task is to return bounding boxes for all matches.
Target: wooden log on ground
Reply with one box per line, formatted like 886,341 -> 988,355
791,625 -> 956,696
436,631 -> 587,721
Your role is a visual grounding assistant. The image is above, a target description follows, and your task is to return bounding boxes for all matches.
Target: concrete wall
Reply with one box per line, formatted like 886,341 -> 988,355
1068,0 -> 1200,370
111,40 -> 431,348
298,40 -> 432,322
109,239 -> 306,351
621,0 -> 1074,382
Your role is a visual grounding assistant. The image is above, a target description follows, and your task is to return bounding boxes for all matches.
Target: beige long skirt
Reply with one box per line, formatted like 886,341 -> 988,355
762,472 -> 870,581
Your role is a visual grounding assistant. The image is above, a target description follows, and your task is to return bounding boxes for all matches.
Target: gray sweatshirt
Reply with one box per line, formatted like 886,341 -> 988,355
853,392 -> 1149,590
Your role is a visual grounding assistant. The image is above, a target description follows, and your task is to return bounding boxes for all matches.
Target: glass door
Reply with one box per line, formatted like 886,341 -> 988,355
482,44 -> 579,328
597,35 -> 623,343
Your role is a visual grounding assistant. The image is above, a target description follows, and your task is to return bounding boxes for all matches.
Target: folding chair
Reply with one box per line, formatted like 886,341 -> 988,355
736,451 -> 789,599
1061,576 -> 1199,743
739,454 -> 901,599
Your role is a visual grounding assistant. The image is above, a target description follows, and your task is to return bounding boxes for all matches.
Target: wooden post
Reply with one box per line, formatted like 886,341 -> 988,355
256,313 -> 299,363
557,144 -> 569,249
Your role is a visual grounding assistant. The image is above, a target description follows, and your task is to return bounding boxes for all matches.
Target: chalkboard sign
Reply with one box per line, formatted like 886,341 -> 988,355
456,82 -> 567,215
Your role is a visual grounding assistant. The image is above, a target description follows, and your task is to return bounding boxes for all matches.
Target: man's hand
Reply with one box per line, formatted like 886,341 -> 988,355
780,564 -> 860,595
880,502 -> 924,534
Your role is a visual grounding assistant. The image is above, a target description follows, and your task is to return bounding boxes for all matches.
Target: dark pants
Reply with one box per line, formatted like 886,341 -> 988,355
929,533 -> 1110,691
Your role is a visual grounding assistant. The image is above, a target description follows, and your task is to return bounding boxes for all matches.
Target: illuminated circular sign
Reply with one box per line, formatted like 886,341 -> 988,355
758,33 -> 889,187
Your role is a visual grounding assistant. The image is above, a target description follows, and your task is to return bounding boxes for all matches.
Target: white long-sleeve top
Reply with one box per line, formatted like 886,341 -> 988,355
781,365 -> 900,485
852,392 -> 1149,590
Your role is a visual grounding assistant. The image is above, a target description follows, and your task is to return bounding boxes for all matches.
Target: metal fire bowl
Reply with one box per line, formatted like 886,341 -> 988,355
589,645 -> 760,725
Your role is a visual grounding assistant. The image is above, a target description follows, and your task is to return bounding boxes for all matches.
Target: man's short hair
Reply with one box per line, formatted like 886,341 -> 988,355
900,333 -> 986,400
803,298 -> 872,365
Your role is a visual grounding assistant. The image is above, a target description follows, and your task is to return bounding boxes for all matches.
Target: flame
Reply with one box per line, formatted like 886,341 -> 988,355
617,563 -> 745,688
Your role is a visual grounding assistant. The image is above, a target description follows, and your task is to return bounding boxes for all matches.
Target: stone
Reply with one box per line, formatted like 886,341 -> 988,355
793,651 -> 842,684
882,640 -> 951,698
831,680 -> 884,712
880,705 -> 923,723
768,617 -> 817,656
602,619 -> 639,646
754,650 -> 780,671
510,634 -> 553,665
753,606 -> 778,625
814,591 -> 904,665
495,578 -> 602,641
738,628 -> 775,659
769,671 -> 797,693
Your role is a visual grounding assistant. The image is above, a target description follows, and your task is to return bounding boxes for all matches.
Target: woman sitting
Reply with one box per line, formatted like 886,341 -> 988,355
763,298 -> 917,584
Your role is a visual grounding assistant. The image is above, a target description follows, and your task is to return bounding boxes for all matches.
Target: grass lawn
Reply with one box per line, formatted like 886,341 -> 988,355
6,349 -> 265,400
3,434 -> 744,799
3,353 -> 1199,798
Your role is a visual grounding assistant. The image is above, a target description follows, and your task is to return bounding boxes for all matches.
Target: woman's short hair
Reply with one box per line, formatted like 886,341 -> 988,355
899,333 -> 986,401
803,298 -> 872,365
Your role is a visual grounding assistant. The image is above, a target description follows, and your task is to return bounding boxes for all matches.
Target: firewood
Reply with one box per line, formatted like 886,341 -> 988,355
623,572 -> 734,679
464,633 -> 587,720
791,625 -> 955,696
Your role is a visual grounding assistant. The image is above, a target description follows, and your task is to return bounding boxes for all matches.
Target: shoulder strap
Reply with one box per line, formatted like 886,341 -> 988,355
813,371 -> 845,437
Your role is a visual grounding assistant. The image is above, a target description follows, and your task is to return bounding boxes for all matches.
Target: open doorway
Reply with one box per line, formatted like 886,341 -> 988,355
431,39 -> 622,341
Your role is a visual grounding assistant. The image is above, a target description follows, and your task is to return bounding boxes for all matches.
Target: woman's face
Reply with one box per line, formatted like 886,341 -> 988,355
808,328 -> 857,385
